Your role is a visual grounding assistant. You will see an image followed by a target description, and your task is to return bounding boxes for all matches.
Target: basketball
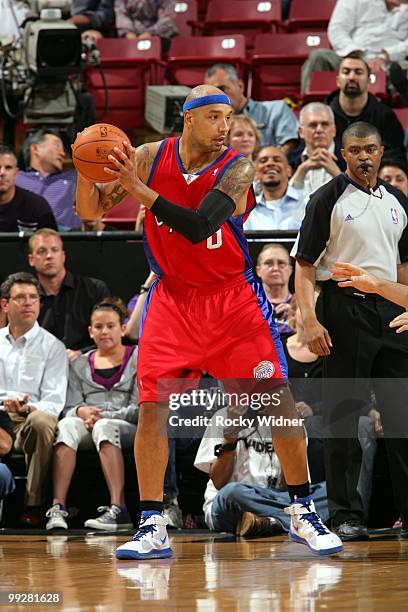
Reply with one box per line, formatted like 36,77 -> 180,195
72,123 -> 131,183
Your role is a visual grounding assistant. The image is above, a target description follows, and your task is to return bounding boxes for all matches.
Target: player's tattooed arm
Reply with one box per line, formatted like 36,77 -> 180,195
215,156 -> 255,216
88,141 -> 160,215
98,182 -> 129,212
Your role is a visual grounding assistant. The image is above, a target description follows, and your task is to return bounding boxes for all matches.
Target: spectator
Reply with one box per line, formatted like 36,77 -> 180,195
244,147 -> 307,231
0,409 -> 16,524
301,0 -> 408,101
70,0 -> 115,40
115,0 -> 177,51
45,298 -> 137,531
289,103 -> 343,195
16,129 -> 82,231
326,53 -> 406,162
204,64 -> 299,152
226,114 -> 260,161
255,244 -> 294,340
0,272 -> 68,527
379,159 -> 408,197
194,405 -> 329,536
0,145 -> 57,233
28,228 -> 110,361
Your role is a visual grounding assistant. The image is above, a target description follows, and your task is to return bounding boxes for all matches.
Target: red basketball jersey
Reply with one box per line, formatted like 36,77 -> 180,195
144,137 -> 256,287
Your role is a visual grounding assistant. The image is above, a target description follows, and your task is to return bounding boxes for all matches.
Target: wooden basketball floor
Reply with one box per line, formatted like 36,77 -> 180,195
1,531 -> 407,611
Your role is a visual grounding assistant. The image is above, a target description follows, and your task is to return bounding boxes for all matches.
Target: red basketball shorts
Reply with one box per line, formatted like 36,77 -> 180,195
137,274 -> 288,404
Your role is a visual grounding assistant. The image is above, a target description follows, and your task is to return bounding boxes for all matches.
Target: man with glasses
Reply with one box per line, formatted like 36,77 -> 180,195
0,272 -> 68,526
293,121 -> 408,541
289,103 -> 344,196
244,147 -> 307,231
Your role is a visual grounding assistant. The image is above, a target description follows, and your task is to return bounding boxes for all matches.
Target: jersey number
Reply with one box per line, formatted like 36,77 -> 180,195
206,229 -> 222,250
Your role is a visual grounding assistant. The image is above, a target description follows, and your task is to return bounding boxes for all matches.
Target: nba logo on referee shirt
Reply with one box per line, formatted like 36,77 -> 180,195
391,208 -> 399,224
253,360 -> 275,379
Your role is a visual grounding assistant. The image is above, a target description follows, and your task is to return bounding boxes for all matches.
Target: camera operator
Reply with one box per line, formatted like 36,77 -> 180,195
70,0 -> 115,41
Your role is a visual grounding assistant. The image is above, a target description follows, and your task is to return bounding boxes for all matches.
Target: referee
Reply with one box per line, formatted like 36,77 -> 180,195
293,121 -> 408,541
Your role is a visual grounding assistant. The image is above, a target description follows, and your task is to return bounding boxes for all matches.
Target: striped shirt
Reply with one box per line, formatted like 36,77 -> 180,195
15,168 -> 81,231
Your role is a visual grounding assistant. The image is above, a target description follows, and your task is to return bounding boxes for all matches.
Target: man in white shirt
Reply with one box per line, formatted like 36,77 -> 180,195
194,406 -> 329,536
289,103 -> 343,196
301,0 -> 408,98
0,272 -> 68,526
244,146 -> 307,231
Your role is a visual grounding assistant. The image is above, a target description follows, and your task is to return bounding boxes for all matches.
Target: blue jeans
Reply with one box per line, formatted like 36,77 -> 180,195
0,462 -> 15,498
211,482 -> 329,533
164,438 -> 198,502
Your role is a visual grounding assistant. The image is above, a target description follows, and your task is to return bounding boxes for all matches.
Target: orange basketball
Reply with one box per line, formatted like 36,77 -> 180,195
72,123 -> 131,183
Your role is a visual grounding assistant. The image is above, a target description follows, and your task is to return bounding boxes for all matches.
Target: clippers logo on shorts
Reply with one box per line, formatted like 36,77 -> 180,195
391,208 -> 399,224
253,360 -> 275,379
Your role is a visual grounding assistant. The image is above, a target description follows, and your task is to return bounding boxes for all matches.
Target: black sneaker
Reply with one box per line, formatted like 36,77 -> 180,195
400,520 -> 408,539
332,520 -> 369,542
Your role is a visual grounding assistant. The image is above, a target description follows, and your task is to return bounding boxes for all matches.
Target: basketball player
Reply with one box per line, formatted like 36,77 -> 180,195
76,85 -> 342,558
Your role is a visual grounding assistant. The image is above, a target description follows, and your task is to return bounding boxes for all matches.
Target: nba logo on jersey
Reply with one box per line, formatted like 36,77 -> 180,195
183,174 -> 200,184
212,167 -> 219,176
390,208 -> 399,224
253,360 -> 275,379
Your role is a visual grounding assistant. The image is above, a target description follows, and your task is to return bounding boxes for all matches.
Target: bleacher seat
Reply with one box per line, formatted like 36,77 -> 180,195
166,34 -> 246,87
287,0 -> 336,32
394,108 -> 408,147
103,195 -> 141,230
85,38 -> 163,132
174,0 -> 198,37
303,70 -> 387,103
251,32 -> 330,101
394,107 -> 408,131
202,0 -> 281,54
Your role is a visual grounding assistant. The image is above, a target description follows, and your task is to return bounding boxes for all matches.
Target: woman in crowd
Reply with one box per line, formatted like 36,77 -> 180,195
226,114 -> 260,161
45,297 -> 138,531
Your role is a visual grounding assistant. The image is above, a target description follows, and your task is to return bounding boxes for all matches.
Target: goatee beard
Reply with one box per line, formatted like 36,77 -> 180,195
264,179 -> 280,189
343,85 -> 361,98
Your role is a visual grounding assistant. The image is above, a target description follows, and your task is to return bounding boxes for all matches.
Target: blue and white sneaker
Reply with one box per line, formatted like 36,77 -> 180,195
284,496 -> 343,556
115,513 -> 173,560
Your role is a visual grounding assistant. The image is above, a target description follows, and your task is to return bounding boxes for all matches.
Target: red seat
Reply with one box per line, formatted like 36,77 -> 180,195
303,70 -> 387,103
85,38 -> 162,132
174,0 -> 198,37
103,196 -> 141,230
203,0 -> 281,54
166,35 -> 246,87
251,32 -> 330,101
287,0 -> 336,32
394,107 -> 408,131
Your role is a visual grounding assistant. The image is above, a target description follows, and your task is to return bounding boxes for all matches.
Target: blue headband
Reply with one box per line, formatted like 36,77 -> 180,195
183,94 -> 232,112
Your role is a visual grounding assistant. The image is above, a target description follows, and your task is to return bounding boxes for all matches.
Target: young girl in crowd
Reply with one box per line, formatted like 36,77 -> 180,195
45,298 -> 138,531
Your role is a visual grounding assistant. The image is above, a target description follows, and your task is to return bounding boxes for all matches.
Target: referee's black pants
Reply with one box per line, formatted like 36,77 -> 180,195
317,282 -> 408,527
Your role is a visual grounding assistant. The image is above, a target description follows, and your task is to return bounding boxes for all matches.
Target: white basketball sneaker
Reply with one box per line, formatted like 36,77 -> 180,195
284,496 -> 343,556
115,513 -> 173,560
